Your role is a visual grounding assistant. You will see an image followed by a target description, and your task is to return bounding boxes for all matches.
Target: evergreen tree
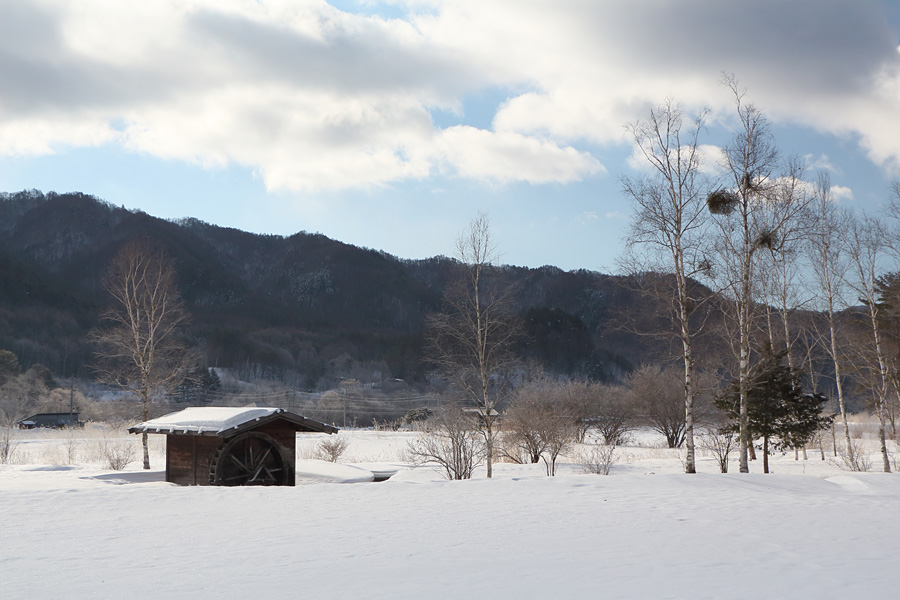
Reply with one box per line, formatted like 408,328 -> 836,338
716,346 -> 832,473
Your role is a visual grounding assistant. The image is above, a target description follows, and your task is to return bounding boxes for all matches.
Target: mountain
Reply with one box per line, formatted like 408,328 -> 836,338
0,190 -> 669,389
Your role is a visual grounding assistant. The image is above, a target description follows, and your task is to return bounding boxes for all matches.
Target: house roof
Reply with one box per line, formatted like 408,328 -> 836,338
22,412 -> 80,419
128,406 -> 338,437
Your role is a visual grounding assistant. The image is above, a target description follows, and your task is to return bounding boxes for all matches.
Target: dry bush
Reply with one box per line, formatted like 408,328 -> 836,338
579,443 -> 618,475
584,384 -> 634,446
408,406 -> 483,480
317,435 -> 350,462
504,380 -> 579,475
698,428 -> 737,473
837,438 -> 872,472
625,365 -> 687,448
0,426 -> 18,464
95,435 -> 137,471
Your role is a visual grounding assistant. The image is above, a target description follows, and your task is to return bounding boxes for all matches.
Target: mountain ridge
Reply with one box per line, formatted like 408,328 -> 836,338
0,189 -> 661,388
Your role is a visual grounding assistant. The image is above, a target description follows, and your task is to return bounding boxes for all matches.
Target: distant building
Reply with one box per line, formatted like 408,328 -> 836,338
18,412 -> 81,429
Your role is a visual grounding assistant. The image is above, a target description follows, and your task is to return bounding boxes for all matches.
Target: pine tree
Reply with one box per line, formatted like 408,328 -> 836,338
716,346 -> 832,473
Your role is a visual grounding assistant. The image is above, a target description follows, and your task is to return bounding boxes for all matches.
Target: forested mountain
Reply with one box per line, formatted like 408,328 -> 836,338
0,189 -> 689,389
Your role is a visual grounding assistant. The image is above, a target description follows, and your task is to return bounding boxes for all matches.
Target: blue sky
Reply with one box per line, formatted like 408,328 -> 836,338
1,0 -> 899,273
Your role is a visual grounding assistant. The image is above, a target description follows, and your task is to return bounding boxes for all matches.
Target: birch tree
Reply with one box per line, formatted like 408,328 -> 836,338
427,214 -> 518,479
92,240 -> 190,470
807,173 -> 855,464
844,213 -> 893,472
755,160 -> 811,373
706,77 -> 811,472
621,100 -> 712,473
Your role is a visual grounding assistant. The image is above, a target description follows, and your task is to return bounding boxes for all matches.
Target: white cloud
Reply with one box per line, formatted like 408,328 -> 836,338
804,154 -> 839,173
577,211 -> 599,224
1,0 -> 898,191
436,126 -> 603,184
832,185 -> 855,202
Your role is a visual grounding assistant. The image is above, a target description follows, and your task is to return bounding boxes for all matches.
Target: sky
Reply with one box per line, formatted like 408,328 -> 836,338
1,0 -> 899,273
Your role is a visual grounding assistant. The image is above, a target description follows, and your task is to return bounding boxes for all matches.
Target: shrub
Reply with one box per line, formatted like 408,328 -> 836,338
317,436 -> 350,462
698,429 -> 736,473
580,443 -> 618,475
97,436 -> 137,471
837,439 -> 871,472
408,406 -> 483,480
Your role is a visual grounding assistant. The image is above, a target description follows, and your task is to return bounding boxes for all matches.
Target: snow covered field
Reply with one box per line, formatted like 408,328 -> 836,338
2,427 -> 899,599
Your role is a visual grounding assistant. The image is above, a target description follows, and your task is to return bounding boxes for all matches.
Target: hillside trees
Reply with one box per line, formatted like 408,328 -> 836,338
426,214 -> 519,479
91,240 -> 190,469
621,100 -> 713,472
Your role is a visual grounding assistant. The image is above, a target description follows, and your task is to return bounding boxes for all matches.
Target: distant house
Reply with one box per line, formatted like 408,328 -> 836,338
128,406 -> 338,486
462,407 -> 500,428
19,412 -> 81,429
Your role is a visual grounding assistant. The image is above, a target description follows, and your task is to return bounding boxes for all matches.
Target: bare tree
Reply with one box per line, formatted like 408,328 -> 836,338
706,76 -> 811,472
843,213 -> 893,472
621,99 -> 712,473
503,379 -> 578,475
92,240 -> 190,469
755,159 -> 811,373
581,383 -> 634,446
427,214 -> 518,478
626,364 -> 688,448
807,172 -> 855,463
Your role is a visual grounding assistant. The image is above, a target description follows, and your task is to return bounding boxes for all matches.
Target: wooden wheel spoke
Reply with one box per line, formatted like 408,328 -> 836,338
228,453 -> 251,474
249,446 -> 272,471
212,432 -> 288,486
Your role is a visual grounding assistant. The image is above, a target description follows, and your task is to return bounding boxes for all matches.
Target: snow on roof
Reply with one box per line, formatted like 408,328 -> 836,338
131,406 -> 283,435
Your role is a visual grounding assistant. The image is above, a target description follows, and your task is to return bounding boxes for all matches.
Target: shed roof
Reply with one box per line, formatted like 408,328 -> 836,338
128,406 -> 337,437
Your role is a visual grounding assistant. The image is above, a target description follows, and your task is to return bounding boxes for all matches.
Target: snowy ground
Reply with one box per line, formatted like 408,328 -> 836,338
2,427 -> 899,599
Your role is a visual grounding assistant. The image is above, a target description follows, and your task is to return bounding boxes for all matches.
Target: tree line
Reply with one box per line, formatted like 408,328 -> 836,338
619,75 -> 900,474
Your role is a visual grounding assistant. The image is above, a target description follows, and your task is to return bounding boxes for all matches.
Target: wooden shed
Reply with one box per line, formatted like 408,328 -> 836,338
128,406 -> 338,486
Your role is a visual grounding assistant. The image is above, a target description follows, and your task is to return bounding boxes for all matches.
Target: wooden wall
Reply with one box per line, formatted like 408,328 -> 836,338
163,420 -> 300,486
165,435 -> 221,486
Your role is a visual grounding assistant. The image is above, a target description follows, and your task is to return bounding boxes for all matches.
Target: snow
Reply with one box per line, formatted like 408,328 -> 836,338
129,406 -> 284,434
2,428 -> 899,599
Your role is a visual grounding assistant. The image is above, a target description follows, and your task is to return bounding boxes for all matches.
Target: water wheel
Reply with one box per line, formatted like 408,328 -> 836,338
210,432 -> 288,486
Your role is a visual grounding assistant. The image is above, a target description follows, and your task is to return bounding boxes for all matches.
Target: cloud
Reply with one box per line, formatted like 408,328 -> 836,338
436,126 -> 603,184
831,185 -> 855,202
1,0 -> 898,191
804,154 -> 840,174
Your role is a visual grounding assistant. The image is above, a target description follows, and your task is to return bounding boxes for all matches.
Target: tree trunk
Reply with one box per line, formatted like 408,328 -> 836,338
828,319 -> 854,464
680,298 -> 696,474
141,382 -> 151,470
485,425 -> 493,479
879,422 -> 891,473
142,432 -> 150,470
763,435 -> 769,474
